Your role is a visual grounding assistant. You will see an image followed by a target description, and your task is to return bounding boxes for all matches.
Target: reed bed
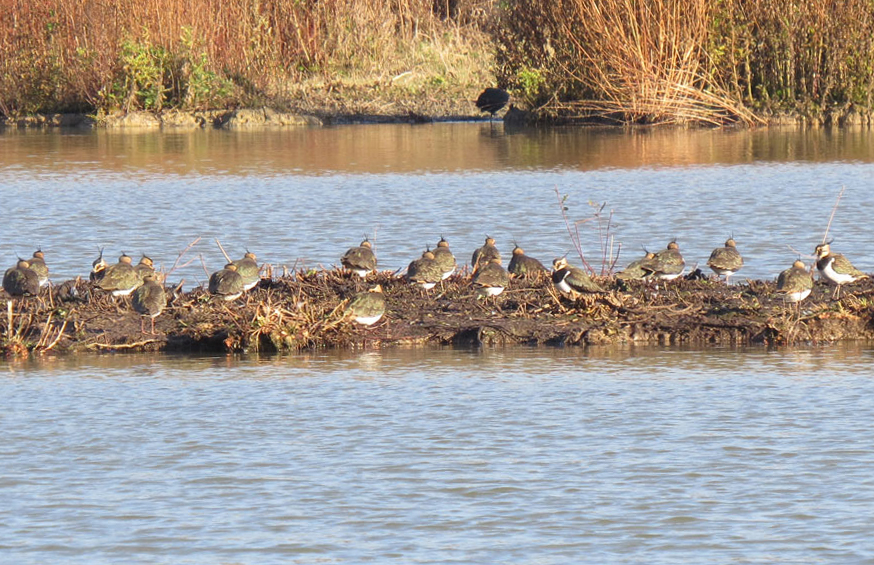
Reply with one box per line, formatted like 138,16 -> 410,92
0,0 -> 494,116
4,0 -> 873,123
494,0 -> 874,125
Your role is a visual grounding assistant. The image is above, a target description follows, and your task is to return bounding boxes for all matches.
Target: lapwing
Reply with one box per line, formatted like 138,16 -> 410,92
406,249 -> 443,291
2,259 -> 40,297
134,255 -> 155,282
209,263 -> 244,301
28,249 -> 50,287
552,257 -> 605,296
233,251 -> 260,291
432,237 -> 457,280
641,241 -> 685,280
616,251 -> 656,281
507,244 -> 547,277
707,238 -> 744,283
473,257 -> 510,297
776,259 -> 814,310
341,238 -> 377,278
90,247 -> 107,282
346,284 -> 386,326
132,273 -> 166,334
814,242 -> 866,299
471,236 -> 501,269
97,253 -> 141,296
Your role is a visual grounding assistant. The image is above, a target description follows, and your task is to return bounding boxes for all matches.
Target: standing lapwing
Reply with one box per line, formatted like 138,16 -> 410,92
814,242 -> 866,299
707,238 -> 744,283
341,238 -> 377,278
406,249 -> 443,292
28,249 -> 50,287
473,257 -> 510,298
233,251 -> 260,291
132,273 -> 166,334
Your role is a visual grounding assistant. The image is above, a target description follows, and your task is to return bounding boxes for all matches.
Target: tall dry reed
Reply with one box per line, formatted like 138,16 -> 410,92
494,0 -> 874,124
0,0 -> 493,115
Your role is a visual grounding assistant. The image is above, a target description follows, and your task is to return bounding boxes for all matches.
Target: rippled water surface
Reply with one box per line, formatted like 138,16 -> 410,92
2,124 -> 874,285
3,124 -> 874,563
3,346 -> 874,564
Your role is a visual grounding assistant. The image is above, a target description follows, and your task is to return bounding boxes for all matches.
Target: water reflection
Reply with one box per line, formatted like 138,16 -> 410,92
4,341 -> 874,376
2,124 -> 874,176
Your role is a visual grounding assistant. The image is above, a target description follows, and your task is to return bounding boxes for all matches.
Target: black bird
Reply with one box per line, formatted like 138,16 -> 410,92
475,88 -> 510,119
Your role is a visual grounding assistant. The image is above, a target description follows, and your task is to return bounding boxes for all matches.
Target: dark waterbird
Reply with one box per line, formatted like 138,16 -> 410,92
475,88 -> 510,119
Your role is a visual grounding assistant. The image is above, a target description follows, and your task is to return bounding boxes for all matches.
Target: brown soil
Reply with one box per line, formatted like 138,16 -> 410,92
3,270 -> 874,357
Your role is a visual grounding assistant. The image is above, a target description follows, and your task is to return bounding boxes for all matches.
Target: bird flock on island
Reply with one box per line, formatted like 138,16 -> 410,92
0,89 -> 864,336
1,233 -> 868,335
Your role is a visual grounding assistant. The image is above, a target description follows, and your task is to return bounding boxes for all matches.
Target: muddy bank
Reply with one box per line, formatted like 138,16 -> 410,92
3,270 -> 874,357
3,103 -> 871,130
0,99 -> 485,130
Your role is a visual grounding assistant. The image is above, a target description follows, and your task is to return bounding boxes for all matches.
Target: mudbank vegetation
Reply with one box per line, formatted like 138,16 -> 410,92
2,0 -> 874,125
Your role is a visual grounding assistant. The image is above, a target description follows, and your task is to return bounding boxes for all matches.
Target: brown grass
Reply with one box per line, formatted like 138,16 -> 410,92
0,0 -> 495,115
4,0 -> 874,123
494,0 -> 874,125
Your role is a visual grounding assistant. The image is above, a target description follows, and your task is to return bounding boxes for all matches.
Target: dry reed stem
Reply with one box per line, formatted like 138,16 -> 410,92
822,186 -> 846,244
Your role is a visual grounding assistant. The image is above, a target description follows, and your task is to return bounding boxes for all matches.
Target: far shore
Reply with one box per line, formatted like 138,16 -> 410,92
2,104 -> 871,131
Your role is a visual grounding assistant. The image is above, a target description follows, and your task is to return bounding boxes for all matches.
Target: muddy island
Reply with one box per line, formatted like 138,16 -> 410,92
3,270 -> 873,358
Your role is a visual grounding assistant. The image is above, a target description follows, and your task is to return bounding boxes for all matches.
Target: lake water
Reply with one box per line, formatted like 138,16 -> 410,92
3,123 -> 874,563
1,124 -> 874,283
4,346 -> 874,564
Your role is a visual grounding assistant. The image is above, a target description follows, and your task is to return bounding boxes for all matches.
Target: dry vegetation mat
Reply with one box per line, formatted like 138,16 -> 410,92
4,271 -> 874,358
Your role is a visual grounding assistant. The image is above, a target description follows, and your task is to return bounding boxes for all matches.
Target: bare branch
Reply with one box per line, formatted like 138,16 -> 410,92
166,236 -> 201,277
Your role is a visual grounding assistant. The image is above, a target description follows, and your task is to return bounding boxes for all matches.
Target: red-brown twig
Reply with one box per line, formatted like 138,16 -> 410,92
166,236 -> 201,277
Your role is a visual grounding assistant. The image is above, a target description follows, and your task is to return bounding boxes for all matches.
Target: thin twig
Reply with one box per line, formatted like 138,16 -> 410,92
555,187 -> 592,271
166,236 -> 201,277
199,253 -> 210,279
822,186 -> 845,244
215,238 -> 232,264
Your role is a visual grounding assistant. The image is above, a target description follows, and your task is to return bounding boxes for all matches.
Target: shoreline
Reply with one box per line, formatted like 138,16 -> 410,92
2,105 -> 871,131
3,271 -> 874,358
